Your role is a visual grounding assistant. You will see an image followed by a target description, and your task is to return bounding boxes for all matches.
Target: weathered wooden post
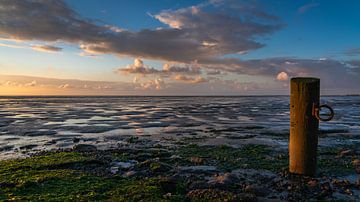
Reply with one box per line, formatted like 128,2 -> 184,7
289,77 -> 334,176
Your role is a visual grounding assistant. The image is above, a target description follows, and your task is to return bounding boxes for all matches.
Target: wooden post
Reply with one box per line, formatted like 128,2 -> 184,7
289,77 -> 320,176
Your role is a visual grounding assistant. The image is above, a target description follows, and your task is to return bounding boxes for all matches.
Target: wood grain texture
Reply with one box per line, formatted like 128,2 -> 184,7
289,77 -> 320,176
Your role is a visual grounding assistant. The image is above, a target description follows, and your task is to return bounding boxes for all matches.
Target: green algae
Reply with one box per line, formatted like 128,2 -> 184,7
0,143 -> 359,201
177,144 -> 288,172
0,152 -> 184,201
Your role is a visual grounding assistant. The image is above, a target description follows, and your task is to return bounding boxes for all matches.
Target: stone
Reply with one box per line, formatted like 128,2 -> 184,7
159,178 -> 178,193
110,166 -> 119,174
208,173 -> 239,185
123,171 -> 136,177
179,166 -> 218,174
73,144 -> 97,152
19,144 -> 37,150
190,156 -> 204,164
352,159 -> 360,166
307,180 -> 318,187
73,138 -> 80,143
113,161 -> 137,169
337,149 -> 352,158
150,162 -> 171,172
244,185 -> 270,197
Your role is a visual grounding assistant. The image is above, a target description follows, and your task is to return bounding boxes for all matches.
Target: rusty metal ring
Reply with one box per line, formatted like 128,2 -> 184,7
314,104 -> 334,122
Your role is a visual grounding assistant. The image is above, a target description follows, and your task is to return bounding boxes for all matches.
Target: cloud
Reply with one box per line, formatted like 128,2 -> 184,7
117,58 -> 201,76
118,58 -> 209,85
154,4 -> 282,59
58,83 -> 71,89
32,45 -> 62,53
24,80 -> 37,87
173,75 -> 207,84
133,77 -> 165,90
219,80 -> 260,91
201,57 -> 360,90
276,72 -> 289,81
0,42 -> 61,53
0,42 -> 28,49
298,3 -> 319,13
118,56 -> 360,91
0,0 -> 281,63
0,41 -> 61,53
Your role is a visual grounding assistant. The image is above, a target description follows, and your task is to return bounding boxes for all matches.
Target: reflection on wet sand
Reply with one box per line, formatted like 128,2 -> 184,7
0,96 -> 359,159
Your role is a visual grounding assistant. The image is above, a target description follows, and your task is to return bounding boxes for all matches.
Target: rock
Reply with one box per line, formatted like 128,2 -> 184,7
159,178 -> 178,193
190,156 -> 204,164
23,130 -> 57,137
73,144 -> 97,152
307,179 -> 318,187
163,193 -> 172,199
110,166 -> 119,174
188,181 -> 210,190
208,173 -> 239,185
352,159 -> 360,173
123,171 -> 136,177
44,140 -> 57,146
244,185 -> 270,197
355,179 -> 360,188
332,192 -> 355,201
353,159 -> 360,166
150,162 -> 172,172
337,149 -> 352,158
73,138 -> 80,143
244,185 -> 252,192
19,144 -> 37,150
0,145 -> 14,152
344,188 -> 353,195
170,155 -> 181,159
112,160 -> 137,169
179,166 -> 218,174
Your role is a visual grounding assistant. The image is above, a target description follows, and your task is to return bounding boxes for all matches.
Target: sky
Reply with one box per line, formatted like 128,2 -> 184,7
0,0 -> 359,95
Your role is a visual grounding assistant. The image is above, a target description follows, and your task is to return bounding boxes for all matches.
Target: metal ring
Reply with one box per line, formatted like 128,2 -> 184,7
315,104 -> 334,122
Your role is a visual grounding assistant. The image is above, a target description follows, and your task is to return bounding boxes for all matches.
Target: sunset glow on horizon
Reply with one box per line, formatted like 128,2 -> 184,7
1,0 -> 359,95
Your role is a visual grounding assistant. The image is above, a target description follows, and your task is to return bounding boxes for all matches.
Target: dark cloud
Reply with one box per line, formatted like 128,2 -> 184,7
0,0 -> 281,63
0,0 -> 108,43
154,4 -> 282,58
